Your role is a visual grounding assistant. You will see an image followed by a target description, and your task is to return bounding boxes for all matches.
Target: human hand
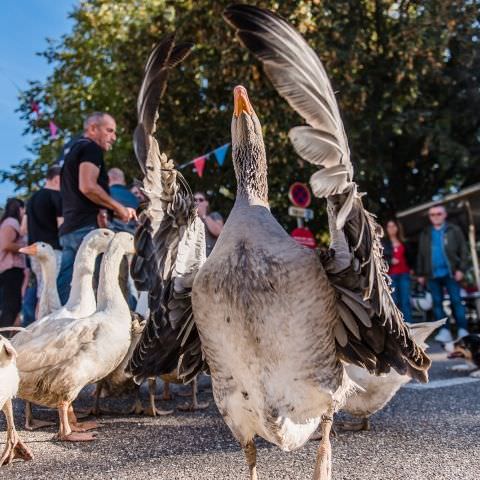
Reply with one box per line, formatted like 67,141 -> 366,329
454,270 -> 464,282
417,276 -> 426,286
196,202 -> 208,219
392,258 -> 399,265
115,206 -> 137,223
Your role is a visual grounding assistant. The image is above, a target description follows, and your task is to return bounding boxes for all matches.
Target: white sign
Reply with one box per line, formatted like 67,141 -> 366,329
288,206 -> 314,220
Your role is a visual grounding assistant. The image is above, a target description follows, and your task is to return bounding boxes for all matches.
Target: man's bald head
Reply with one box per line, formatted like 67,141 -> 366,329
108,167 -> 126,186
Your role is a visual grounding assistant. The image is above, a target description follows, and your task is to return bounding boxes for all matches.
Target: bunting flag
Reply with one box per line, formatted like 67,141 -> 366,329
213,143 -> 230,167
30,100 -> 40,117
177,142 -> 231,177
193,155 -> 207,178
49,120 -> 58,139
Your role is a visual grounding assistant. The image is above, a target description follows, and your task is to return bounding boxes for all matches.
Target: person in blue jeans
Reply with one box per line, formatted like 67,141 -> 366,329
417,205 -> 470,342
57,113 -> 136,304
383,219 -> 414,323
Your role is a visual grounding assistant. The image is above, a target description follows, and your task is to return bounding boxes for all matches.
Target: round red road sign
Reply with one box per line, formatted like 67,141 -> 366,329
291,227 -> 317,249
288,182 -> 311,208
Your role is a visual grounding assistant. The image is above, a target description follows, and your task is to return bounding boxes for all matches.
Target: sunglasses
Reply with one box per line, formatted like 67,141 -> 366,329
429,212 -> 444,217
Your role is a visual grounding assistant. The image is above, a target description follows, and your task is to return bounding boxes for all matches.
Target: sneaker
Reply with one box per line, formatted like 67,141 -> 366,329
457,328 -> 469,339
434,327 -> 453,343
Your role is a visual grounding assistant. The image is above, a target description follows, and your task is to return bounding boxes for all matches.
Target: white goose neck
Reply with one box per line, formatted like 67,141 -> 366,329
65,243 -> 99,313
38,255 -> 61,318
96,243 -> 129,313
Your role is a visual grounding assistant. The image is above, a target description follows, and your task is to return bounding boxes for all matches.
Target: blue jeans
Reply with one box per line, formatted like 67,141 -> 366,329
427,275 -> 467,330
390,273 -> 412,323
57,225 -> 96,305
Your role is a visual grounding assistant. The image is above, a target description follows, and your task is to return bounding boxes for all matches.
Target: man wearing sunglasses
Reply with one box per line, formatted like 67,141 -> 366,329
417,205 -> 469,342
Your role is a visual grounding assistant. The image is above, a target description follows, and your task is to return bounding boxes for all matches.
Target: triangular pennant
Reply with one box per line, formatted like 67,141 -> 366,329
213,143 -> 230,167
49,120 -> 58,139
193,155 -> 207,178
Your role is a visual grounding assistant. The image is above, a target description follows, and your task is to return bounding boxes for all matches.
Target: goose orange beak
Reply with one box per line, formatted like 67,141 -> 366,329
19,244 -> 38,256
234,85 -> 254,117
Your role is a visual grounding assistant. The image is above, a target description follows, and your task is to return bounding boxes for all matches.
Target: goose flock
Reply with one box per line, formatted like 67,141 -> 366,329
0,5 -> 442,479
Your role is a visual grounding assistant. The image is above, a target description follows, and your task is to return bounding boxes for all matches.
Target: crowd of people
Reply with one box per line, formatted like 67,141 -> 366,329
0,111 -> 473,343
0,112 -> 224,330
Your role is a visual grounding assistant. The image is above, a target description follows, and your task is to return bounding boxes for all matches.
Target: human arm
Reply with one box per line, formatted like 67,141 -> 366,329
0,224 -> 24,253
78,162 -> 136,223
203,214 -> 224,238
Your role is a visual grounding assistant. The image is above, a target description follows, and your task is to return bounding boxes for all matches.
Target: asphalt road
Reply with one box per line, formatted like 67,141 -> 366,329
2,343 -> 480,480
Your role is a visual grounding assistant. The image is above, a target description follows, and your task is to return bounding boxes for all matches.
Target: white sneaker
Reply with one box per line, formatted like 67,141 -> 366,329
434,327 -> 453,343
457,328 -> 469,339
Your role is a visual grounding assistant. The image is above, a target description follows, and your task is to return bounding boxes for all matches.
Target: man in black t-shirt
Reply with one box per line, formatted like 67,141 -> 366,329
25,165 -> 63,315
57,112 -> 136,304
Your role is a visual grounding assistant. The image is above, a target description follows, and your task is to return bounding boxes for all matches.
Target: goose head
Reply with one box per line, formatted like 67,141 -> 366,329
231,85 -> 268,204
19,242 -> 55,260
81,228 -> 115,253
111,231 -> 136,255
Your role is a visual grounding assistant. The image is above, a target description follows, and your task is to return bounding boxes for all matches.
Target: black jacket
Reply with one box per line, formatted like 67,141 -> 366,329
416,222 -> 469,278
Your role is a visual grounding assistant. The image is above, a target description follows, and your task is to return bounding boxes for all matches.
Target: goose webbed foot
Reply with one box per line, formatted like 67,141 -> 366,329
24,401 -> 55,431
0,432 -> 34,466
57,432 -> 97,442
313,412 -> 333,480
145,378 -> 174,417
243,440 -> 258,480
177,378 -> 209,412
57,401 -> 97,442
336,417 -> 370,432
1,400 -> 34,466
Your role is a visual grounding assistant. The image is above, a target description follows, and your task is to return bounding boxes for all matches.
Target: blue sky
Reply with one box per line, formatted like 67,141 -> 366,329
0,1 -> 75,204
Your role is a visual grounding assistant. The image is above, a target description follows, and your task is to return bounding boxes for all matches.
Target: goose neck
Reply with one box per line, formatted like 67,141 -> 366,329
234,144 -> 269,206
96,245 -> 129,313
38,256 -> 61,318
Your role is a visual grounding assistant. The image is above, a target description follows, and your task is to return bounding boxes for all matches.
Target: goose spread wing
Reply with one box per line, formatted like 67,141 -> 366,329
224,5 -> 430,382
128,35 -> 207,384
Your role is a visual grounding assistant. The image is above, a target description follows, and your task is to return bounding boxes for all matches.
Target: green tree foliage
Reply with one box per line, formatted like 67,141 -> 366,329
4,0 -> 479,235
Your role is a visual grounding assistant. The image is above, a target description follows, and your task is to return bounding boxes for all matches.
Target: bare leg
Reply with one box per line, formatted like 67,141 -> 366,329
1,399 -> 33,465
144,378 -> 174,417
244,440 -> 258,480
177,378 -> 209,411
313,412 -> 333,480
24,401 -> 55,431
57,401 -> 96,442
162,381 -> 173,401
128,389 -> 144,415
336,416 -> 370,432
67,405 -> 98,432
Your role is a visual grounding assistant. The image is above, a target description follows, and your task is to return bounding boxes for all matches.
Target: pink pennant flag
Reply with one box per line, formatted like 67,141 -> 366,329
193,155 -> 207,178
49,120 -> 58,139
30,100 -> 40,117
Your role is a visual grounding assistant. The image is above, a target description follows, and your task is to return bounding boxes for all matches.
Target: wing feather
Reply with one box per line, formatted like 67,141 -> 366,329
128,36 -> 206,384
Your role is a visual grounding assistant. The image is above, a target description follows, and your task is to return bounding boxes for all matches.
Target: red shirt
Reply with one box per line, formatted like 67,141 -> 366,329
389,242 -> 410,275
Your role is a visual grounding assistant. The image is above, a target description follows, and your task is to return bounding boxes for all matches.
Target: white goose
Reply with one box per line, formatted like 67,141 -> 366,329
0,330 -> 33,466
129,17 -> 431,480
14,232 -> 135,441
14,228 -> 114,430
20,242 -> 61,319
340,320 -> 445,431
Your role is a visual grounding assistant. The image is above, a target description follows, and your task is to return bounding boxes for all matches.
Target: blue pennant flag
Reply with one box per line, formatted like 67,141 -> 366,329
213,143 -> 230,167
